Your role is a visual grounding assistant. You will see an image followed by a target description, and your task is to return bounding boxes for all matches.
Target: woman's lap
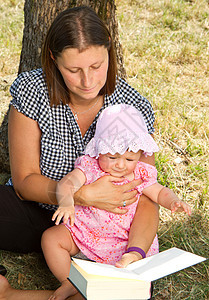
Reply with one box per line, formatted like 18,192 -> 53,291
0,185 -> 54,253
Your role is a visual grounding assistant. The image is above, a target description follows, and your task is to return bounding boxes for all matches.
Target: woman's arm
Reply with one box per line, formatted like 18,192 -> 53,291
8,106 -> 57,205
139,152 -> 155,166
127,195 -> 159,252
116,195 -> 159,267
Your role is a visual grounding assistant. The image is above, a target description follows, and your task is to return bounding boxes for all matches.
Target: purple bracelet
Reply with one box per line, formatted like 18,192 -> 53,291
125,247 -> 146,259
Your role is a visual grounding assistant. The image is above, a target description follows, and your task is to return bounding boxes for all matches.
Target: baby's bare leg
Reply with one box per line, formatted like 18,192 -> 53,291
41,225 -> 79,300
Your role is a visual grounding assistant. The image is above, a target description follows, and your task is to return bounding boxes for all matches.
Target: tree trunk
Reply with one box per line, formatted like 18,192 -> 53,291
0,0 -> 126,173
0,111 -> 10,173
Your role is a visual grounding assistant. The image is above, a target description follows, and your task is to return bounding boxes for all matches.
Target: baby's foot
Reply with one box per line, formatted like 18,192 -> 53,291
48,279 -> 77,300
115,252 -> 142,268
0,275 -> 13,300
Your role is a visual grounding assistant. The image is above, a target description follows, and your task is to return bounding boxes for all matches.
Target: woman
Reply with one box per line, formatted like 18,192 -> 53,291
0,6 -> 158,299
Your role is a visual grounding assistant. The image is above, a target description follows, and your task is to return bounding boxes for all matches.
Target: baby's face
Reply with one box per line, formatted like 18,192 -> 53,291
98,150 -> 142,178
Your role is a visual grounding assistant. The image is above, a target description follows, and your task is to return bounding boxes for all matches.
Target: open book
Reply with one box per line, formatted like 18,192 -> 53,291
68,247 -> 206,300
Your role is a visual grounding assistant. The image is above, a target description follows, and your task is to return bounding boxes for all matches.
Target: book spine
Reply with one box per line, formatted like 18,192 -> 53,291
67,278 -> 87,300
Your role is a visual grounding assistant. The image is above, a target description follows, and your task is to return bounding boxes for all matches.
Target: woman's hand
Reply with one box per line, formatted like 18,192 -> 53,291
74,175 -> 142,214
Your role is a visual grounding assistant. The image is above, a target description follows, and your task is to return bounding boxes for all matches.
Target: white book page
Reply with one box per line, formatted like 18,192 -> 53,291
72,248 -> 206,282
126,247 -> 206,281
72,258 -> 140,280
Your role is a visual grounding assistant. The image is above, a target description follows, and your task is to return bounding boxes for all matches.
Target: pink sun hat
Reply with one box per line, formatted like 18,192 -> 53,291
85,104 -> 159,158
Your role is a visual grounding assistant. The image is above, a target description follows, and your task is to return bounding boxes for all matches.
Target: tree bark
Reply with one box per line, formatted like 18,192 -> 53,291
0,0 -> 126,173
0,111 -> 10,173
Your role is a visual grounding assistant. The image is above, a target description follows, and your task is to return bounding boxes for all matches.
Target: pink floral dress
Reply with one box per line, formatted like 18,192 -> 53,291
65,155 -> 159,265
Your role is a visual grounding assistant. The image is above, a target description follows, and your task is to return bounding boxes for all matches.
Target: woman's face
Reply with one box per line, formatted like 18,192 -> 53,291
56,46 -> 109,103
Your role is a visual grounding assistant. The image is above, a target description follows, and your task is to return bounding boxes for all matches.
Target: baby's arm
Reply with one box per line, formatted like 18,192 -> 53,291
142,183 -> 191,215
52,168 -> 86,225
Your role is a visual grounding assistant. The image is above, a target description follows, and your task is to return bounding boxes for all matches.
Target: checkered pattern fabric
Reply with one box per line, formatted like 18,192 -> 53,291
8,68 -> 155,210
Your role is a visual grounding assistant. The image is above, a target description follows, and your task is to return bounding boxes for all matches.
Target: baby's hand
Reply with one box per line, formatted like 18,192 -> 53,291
52,206 -> 75,226
171,200 -> 191,216
115,252 -> 143,268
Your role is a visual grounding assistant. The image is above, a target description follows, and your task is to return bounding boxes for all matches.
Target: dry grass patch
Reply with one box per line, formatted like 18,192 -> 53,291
0,0 -> 24,75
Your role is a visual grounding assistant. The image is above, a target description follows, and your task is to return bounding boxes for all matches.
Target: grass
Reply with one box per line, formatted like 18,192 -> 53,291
0,0 -> 24,123
0,0 -> 209,298
115,0 -> 209,298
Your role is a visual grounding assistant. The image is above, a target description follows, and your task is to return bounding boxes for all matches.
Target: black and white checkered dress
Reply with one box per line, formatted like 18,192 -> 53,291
8,68 -> 155,210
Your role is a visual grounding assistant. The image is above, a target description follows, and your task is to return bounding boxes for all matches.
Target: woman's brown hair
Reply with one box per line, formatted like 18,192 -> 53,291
42,6 -> 117,106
